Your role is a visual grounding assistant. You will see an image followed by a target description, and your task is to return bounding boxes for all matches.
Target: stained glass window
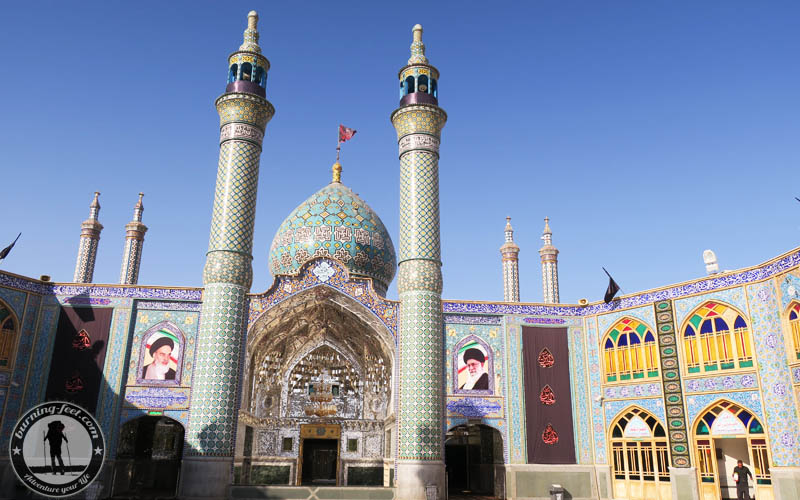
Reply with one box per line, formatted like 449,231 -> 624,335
602,318 -> 659,383
682,302 -> 752,374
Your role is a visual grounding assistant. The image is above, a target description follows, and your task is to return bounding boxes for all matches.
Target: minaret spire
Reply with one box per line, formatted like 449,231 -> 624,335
119,193 -> 148,285
500,216 -> 520,302
539,216 -> 560,303
391,23 -> 447,500
182,11 -> 275,499
73,192 -> 103,283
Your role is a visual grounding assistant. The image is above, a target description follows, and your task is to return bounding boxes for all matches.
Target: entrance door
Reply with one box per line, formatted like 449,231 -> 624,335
445,424 -> 502,498
112,416 -> 184,498
301,439 -> 338,485
694,402 -> 773,500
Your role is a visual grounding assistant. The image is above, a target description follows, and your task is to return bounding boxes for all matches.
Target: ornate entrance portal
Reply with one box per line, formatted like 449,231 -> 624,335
236,282 -> 395,486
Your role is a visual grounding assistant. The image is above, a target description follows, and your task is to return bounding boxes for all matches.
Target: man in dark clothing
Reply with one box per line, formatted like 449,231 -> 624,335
732,459 -> 753,500
44,420 -> 68,475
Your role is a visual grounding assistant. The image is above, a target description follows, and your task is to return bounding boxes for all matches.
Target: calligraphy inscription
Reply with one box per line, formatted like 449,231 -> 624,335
399,134 -> 440,155
220,123 -> 264,144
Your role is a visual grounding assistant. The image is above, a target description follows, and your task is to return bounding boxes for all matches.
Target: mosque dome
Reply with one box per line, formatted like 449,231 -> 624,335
269,163 -> 397,295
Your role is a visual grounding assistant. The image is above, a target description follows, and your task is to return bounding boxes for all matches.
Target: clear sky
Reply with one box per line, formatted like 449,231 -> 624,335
0,1 -> 797,303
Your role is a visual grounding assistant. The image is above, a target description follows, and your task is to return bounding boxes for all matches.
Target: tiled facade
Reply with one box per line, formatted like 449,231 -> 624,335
2,11 -> 800,500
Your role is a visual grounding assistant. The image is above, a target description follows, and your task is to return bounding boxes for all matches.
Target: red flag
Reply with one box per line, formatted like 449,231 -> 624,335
338,125 -> 357,143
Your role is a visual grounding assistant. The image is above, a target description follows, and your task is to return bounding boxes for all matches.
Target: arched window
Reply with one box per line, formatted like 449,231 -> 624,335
241,62 -> 253,82
418,74 -> 429,93
430,78 -> 438,98
682,302 -> 753,374
610,408 -> 670,500
694,400 -> 771,498
789,302 -> 800,360
254,66 -> 265,88
405,75 -> 415,94
0,301 -> 18,367
229,64 -> 238,83
602,317 -> 659,383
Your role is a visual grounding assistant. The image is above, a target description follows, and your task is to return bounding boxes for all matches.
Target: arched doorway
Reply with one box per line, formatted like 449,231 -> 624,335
445,424 -> 503,498
692,400 -> 772,500
112,416 -> 184,498
608,407 -> 670,500
240,285 -> 395,486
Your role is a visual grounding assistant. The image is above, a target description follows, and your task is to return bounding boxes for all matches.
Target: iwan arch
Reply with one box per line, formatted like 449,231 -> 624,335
1,10 -> 800,500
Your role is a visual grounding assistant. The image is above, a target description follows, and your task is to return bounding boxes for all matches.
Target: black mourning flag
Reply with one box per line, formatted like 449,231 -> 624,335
603,267 -> 620,303
0,233 -> 21,260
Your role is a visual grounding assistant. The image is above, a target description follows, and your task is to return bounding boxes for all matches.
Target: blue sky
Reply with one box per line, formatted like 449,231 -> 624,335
0,1 -> 797,302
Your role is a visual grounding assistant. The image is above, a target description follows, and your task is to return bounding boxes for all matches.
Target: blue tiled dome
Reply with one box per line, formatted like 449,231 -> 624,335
269,178 -> 396,295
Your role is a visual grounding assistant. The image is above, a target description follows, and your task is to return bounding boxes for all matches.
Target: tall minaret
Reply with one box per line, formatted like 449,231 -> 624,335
73,191 -> 103,283
500,217 -> 521,302
119,193 -> 147,285
181,12 -> 274,498
539,216 -> 560,303
390,24 -> 448,500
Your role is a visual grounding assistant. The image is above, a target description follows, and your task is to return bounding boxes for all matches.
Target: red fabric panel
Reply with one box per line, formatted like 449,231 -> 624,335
522,326 -> 576,464
45,307 -> 113,414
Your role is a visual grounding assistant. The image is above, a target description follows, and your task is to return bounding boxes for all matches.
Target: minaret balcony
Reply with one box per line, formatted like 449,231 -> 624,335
225,79 -> 266,97
400,91 -> 437,107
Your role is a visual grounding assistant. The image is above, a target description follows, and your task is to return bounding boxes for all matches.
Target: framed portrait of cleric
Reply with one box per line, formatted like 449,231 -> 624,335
136,322 -> 184,386
453,336 -> 494,395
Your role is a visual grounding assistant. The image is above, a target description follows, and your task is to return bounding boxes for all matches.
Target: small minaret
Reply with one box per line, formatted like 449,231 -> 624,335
73,192 -> 103,283
539,217 -> 560,303
500,217 -> 520,302
119,193 -> 148,284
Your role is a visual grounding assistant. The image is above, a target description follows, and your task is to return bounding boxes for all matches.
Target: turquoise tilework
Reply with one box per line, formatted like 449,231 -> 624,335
187,283 -> 248,456
97,305 -> 133,458
585,317 -> 607,464
746,281 -> 800,466
207,140 -> 261,260
569,326 -> 592,464
22,301 -> 60,410
268,182 -> 396,292
398,152 -> 440,263
505,320 -> 526,463
0,293 -> 40,451
0,286 -> 26,320
397,289 -> 443,460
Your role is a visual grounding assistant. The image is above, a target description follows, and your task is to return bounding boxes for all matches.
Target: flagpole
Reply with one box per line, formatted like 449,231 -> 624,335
336,126 -> 341,163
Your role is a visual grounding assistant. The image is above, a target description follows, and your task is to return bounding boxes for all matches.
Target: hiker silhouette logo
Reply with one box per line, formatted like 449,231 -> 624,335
9,401 -> 105,497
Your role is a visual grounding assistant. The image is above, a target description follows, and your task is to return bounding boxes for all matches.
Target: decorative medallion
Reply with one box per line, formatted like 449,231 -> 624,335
538,348 -> 554,368
71,329 -> 91,350
542,423 -> 559,445
540,385 -> 555,405
312,261 -> 335,283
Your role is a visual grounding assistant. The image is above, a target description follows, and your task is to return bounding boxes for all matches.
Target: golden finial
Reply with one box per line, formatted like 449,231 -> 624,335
90,191 -> 101,208
543,216 -> 551,234
408,24 -> 428,64
240,10 -> 262,53
332,162 -> 342,183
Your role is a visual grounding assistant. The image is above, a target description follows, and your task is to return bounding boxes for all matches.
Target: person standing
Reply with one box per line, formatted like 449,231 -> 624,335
732,459 -> 753,500
44,420 -> 68,475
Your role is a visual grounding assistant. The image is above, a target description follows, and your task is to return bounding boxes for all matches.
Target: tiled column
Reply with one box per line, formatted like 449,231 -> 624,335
392,103 -> 447,499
